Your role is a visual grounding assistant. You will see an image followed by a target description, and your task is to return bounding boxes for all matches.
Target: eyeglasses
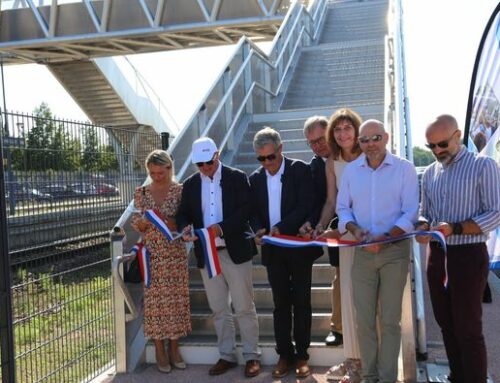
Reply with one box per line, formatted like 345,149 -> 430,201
425,130 -> 458,150
307,136 -> 326,147
358,134 -> 383,144
196,159 -> 215,167
256,153 -> 277,162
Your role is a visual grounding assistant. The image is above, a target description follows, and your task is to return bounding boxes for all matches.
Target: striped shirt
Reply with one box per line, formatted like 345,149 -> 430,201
420,146 -> 500,245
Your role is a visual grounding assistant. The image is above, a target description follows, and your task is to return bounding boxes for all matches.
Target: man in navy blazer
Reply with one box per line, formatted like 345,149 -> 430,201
299,116 -> 343,347
249,127 -> 321,379
176,137 -> 261,378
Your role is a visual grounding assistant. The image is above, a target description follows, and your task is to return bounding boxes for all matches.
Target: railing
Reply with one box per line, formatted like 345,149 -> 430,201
0,109 -> 163,382
386,0 -> 412,160
386,1 -> 426,382
94,57 -> 180,136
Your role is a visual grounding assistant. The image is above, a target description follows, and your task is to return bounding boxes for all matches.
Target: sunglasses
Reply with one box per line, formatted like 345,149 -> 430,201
256,153 -> 277,162
358,134 -> 383,144
425,130 -> 458,150
196,159 -> 215,167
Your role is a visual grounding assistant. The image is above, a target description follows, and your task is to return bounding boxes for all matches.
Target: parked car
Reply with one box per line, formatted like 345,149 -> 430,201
94,183 -> 119,197
39,184 -> 78,200
69,182 -> 97,196
5,186 -> 53,203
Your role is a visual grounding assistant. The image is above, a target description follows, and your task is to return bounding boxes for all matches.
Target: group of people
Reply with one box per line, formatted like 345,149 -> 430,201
131,109 -> 500,383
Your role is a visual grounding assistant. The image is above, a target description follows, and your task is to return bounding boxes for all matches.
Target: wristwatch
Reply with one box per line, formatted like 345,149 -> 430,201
452,222 -> 463,235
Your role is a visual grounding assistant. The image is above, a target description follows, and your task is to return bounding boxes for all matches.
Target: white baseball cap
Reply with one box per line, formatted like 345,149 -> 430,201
191,137 -> 218,163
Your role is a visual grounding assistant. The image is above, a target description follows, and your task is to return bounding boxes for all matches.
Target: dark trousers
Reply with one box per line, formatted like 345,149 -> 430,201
427,242 -> 489,383
266,249 -> 314,361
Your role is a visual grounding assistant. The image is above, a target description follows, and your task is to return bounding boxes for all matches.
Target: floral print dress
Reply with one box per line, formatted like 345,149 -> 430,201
131,183 -> 191,339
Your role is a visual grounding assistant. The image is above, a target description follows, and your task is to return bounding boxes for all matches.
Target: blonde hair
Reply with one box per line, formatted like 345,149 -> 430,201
145,150 -> 175,180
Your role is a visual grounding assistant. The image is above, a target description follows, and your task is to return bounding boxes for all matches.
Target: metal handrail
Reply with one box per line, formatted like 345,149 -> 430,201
123,57 -> 180,134
111,251 -> 141,322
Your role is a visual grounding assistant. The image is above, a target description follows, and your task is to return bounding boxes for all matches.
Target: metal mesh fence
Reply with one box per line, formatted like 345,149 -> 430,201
1,109 -> 161,382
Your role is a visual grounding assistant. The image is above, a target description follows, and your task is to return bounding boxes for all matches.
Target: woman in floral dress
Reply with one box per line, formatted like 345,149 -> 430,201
131,150 -> 191,373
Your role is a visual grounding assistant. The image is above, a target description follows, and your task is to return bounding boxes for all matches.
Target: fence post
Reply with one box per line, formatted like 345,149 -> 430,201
161,132 -> 170,151
111,227 -> 127,373
0,118 -> 16,383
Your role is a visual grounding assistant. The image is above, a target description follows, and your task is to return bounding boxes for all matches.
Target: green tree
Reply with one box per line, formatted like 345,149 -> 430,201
82,127 -> 101,171
24,103 -> 80,171
413,146 -> 435,167
97,145 -> 119,171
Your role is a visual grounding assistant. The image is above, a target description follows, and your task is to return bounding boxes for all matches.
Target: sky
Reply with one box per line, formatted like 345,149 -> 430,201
1,0 -> 499,149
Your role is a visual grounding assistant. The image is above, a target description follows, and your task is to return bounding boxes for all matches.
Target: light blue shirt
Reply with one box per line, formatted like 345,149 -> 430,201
337,151 -> 419,236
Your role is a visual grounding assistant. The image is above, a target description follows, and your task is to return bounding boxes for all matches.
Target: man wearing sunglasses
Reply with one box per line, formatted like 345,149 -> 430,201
336,119 -> 419,383
176,137 -> 262,378
416,115 -> 500,383
248,127 -> 321,379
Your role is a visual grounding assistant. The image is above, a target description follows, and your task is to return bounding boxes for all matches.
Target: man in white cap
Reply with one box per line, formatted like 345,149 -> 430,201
176,137 -> 261,377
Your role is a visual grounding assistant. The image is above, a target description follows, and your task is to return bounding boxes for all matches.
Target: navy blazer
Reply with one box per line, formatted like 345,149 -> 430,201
309,155 -> 339,266
176,164 -> 257,268
309,155 -> 327,227
249,157 -> 323,265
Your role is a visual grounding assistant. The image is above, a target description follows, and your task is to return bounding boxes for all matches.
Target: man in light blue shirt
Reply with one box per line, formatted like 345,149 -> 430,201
337,119 -> 419,383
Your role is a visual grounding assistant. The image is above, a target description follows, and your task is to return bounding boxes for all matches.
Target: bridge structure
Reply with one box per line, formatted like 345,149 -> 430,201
0,1 -> 429,382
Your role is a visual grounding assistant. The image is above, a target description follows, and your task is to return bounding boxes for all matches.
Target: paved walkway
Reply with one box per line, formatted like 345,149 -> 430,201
102,269 -> 500,383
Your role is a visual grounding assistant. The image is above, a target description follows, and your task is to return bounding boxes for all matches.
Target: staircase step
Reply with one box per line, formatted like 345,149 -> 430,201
145,335 -> 345,366
189,285 -> 332,311
188,263 -> 334,285
188,309 -> 331,337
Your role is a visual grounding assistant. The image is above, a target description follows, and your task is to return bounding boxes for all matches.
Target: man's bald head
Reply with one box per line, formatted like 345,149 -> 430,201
425,114 -> 462,165
426,114 -> 459,137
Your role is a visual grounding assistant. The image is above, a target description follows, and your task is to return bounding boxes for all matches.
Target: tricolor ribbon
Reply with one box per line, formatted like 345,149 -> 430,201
260,231 -> 448,286
144,209 -> 182,241
195,227 -> 222,279
131,242 -> 151,288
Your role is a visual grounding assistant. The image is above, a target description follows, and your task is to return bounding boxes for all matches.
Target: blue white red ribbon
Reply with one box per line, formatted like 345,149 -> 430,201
144,209 -> 179,240
195,227 -> 222,279
131,242 -> 151,288
261,230 -> 446,249
261,230 -> 448,285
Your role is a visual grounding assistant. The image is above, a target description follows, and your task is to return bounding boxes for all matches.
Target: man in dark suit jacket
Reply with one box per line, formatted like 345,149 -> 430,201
176,137 -> 261,378
249,127 -> 321,379
299,116 -> 343,347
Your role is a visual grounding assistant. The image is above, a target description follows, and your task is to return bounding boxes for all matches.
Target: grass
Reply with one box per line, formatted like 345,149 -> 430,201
8,250 -> 115,383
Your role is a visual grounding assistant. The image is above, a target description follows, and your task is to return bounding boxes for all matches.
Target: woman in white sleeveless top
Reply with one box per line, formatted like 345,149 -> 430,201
316,108 -> 363,383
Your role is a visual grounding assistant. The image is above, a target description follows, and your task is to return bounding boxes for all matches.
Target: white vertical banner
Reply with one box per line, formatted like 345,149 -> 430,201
465,4 -> 500,269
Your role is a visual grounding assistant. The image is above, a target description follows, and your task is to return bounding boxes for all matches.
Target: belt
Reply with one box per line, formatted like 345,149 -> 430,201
216,246 -> 226,250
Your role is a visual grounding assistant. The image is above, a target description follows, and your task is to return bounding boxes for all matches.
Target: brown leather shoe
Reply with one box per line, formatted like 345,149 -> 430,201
296,359 -> 311,379
208,359 -> 238,375
245,360 -> 261,377
272,357 -> 291,378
